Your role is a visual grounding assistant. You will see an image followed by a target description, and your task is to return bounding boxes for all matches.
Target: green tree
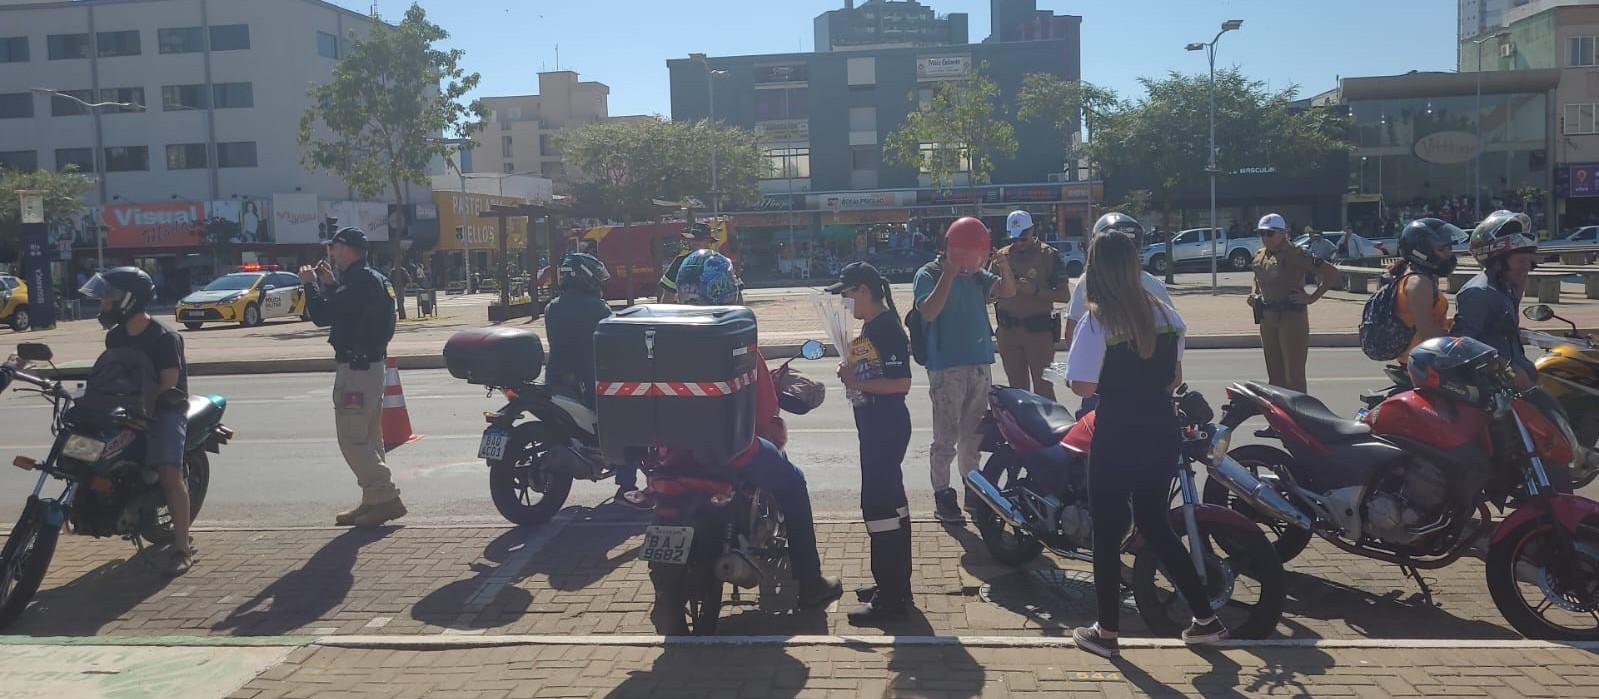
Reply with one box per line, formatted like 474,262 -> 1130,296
1018,74 -> 1118,232
883,68 -> 1018,213
1087,69 -> 1349,281
299,3 -> 487,257
0,167 -> 94,260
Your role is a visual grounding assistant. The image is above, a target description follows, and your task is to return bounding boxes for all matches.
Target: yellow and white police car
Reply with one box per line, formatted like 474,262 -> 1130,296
0,274 -> 29,331
175,267 -> 306,330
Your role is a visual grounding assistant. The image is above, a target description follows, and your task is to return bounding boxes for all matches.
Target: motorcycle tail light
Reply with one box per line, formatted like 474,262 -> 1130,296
90,477 -> 112,494
12,455 -> 35,470
503,389 -> 519,401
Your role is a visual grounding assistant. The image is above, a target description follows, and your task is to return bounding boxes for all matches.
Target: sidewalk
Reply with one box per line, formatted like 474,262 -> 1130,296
19,277 -> 1599,374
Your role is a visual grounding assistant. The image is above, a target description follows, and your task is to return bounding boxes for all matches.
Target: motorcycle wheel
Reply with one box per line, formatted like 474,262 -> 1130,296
972,449 -> 1045,567
1571,413 -> 1599,490
487,422 -> 574,526
139,452 -> 212,546
1486,515 -> 1599,640
0,499 -> 61,630
1130,510 -> 1287,640
1201,445 -> 1314,563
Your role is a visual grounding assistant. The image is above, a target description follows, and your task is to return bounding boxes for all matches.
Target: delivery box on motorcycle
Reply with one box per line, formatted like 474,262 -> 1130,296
595,304 -> 758,465
444,328 -> 545,386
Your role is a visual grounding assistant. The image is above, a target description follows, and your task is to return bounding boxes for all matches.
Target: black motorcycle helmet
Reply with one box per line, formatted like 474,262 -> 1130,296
78,266 -> 155,330
1406,335 -> 1505,406
557,252 -> 609,296
1092,212 -> 1143,239
1398,218 -> 1463,276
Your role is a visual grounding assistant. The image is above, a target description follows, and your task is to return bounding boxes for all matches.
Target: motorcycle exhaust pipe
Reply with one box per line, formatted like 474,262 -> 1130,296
715,550 -> 762,589
964,471 -> 1027,529
1208,453 -> 1313,531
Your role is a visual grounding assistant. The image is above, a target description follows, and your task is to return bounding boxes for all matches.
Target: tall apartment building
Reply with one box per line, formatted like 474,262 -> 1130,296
470,70 -> 643,190
1460,0 -> 1537,40
988,0 -> 1082,43
813,0 -> 968,52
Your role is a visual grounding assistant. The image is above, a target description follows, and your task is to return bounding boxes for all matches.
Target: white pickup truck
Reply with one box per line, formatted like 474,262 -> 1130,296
1141,227 -> 1263,275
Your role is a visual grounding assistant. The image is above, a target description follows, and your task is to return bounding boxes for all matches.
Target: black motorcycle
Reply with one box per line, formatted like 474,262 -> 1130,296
0,342 -> 233,629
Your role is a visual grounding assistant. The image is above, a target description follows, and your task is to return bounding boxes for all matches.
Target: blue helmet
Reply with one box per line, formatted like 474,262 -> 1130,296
674,250 -> 739,305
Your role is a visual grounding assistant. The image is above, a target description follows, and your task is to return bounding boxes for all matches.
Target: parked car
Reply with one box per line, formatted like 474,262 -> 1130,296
1141,227 -> 1262,275
0,274 -> 28,331
1293,232 -> 1387,260
175,270 -> 307,330
866,248 -> 936,282
1041,238 -> 1086,277
1543,226 -> 1599,249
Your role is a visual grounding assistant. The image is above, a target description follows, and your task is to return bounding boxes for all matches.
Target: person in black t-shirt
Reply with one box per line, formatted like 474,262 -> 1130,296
79,267 -> 195,576
827,262 -> 916,624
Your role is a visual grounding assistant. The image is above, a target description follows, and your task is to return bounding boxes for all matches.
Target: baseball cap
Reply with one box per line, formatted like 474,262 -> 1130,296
684,222 -> 715,240
325,226 -> 370,250
824,261 -> 885,294
1005,210 -> 1035,238
1256,213 -> 1288,232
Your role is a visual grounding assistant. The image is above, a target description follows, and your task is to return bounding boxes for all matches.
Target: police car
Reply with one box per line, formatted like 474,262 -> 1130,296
0,274 -> 29,331
175,267 -> 307,330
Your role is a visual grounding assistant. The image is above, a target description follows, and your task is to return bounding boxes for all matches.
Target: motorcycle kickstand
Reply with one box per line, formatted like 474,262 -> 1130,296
1398,564 -> 1437,606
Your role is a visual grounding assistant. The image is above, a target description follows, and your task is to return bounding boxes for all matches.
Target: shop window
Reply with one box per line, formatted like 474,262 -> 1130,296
1571,36 -> 1598,67
1566,103 -> 1598,135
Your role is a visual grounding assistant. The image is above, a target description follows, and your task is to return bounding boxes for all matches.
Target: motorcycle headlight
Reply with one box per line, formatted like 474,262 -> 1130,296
1208,425 -> 1233,464
62,433 -> 106,462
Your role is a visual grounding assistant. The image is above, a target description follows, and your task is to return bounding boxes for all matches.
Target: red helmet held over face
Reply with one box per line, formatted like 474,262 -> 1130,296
945,216 -> 991,273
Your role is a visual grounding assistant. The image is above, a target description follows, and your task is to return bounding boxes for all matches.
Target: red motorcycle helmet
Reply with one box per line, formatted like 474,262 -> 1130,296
945,217 -> 991,273
1406,335 -> 1505,406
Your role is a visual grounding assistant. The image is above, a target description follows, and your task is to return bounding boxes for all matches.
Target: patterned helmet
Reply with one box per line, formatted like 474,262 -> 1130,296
1468,210 -> 1537,265
674,250 -> 739,305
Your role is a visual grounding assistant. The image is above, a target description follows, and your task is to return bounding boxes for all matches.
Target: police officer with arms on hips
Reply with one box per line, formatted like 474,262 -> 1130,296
299,227 -> 407,527
1249,213 -> 1339,397
994,210 -> 1071,400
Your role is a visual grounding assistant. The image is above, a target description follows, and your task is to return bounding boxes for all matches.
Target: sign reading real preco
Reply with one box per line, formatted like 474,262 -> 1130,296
917,55 -> 972,79
1413,131 -> 1479,165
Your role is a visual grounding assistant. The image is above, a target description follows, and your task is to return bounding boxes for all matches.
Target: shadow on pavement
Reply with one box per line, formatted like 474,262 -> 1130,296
1111,645 -> 1338,698
870,611 -> 986,699
604,642 -> 811,699
4,551 -> 175,636
212,528 -> 392,636
1277,570 -> 1516,639
410,527 -> 536,630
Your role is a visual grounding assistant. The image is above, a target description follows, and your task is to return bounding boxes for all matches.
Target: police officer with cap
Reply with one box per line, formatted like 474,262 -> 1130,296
300,226 -> 406,527
1249,213 -> 1338,396
658,222 -> 716,303
994,210 -> 1071,400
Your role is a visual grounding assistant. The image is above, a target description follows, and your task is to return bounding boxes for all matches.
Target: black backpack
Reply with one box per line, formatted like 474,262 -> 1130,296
78,347 -> 160,420
905,263 -> 941,366
1359,273 -> 1415,361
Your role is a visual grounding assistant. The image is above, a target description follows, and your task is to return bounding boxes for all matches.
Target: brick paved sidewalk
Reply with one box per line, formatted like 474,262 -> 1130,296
0,518 -> 1534,641
228,640 -> 1599,698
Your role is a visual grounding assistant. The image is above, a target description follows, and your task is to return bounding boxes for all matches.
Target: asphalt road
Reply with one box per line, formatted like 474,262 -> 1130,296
0,347 -> 1413,528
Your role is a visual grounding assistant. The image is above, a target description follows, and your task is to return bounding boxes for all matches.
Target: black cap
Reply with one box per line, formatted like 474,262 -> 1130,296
684,222 -> 714,240
325,226 -> 369,250
824,261 -> 885,294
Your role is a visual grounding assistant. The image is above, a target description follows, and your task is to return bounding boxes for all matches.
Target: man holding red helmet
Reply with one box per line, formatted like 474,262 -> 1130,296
912,217 -> 1017,523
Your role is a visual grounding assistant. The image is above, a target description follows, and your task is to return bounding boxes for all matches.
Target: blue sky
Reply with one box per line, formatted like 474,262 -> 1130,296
342,0 -> 1458,116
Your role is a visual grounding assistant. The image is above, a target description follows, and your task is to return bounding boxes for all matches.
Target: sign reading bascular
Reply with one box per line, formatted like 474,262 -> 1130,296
1413,130 -> 1479,165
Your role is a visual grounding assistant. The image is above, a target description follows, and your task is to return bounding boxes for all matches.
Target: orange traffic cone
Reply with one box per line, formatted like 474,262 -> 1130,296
382,356 -> 424,450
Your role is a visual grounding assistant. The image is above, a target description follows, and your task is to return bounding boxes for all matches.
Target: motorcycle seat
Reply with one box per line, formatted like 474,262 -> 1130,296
185,395 -> 223,428
1245,381 -> 1371,443
550,394 -> 598,434
990,386 -> 1075,449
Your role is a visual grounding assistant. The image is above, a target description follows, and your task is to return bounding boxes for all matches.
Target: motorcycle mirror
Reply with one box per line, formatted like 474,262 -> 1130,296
1523,304 -> 1555,322
15,343 -> 51,363
800,339 -> 826,361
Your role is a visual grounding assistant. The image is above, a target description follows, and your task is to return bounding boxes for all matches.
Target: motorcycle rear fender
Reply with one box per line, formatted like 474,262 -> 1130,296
1490,493 -> 1599,544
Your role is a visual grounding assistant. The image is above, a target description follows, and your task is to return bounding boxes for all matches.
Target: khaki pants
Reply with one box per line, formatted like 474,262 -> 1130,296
394,285 -> 407,319
1259,308 -> 1310,393
928,363 -> 992,493
997,325 -> 1057,400
333,363 -> 400,504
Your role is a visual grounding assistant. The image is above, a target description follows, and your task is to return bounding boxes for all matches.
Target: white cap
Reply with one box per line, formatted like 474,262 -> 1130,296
1006,210 -> 1035,238
1256,213 -> 1288,231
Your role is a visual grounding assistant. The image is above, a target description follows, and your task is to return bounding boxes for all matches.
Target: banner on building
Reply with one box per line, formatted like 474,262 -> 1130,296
432,191 -> 528,251
1413,131 -> 1478,165
806,191 -> 912,211
756,121 -> 810,144
1568,164 -> 1599,198
102,201 -> 207,247
916,56 -> 972,79
207,198 -> 273,244
320,201 -> 392,241
273,193 -> 322,243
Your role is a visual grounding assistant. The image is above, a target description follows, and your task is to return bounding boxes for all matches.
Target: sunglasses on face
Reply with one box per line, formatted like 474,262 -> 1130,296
1258,229 -> 1283,238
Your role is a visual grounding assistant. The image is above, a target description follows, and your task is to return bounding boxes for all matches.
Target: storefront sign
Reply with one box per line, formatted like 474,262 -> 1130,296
1060,182 -> 1103,203
320,201 -> 392,241
432,191 -> 528,251
756,121 -> 809,143
1231,166 -> 1278,175
1568,164 -> 1599,198
916,56 -> 971,79
806,191 -> 911,210
1413,131 -> 1479,165
272,193 -> 322,244
920,187 -> 1001,205
751,195 -> 799,211
1000,186 -> 1062,202
102,201 -> 207,247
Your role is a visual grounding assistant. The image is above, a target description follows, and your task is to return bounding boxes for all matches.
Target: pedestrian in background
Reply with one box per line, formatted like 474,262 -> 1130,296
300,227 -> 406,528
657,223 -> 715,302
1306,230 -> 1337,262
994,210 -> 1071,400
828,262 -> 914,624
1249,214 -> 1338,399
389,262 -> 412,320
913,217 -> 1016,524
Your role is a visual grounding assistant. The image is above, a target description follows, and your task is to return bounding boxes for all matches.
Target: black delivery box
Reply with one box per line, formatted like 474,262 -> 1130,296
595,304 -> 759,465
444,328 -> 545,387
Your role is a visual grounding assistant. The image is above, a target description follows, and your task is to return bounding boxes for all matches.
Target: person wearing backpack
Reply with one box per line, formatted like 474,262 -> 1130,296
300,227 -> 407,528
78,267 -> 195,575
912,217 -> 1016,524
1390,219 -> 1459,362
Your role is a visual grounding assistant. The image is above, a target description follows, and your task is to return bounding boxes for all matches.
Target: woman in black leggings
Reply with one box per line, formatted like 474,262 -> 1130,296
828,262 -> 915,625
1062,232 -> 1227,658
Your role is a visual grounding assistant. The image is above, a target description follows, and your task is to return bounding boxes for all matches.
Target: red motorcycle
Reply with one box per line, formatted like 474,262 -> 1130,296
1205,336 -> 1599,640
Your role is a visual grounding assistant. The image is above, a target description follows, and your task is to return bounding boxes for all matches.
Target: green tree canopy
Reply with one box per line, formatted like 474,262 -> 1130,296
0,167 -> 94,259
559,117 -> 764,219
883,68 -> 1018,208
299,3 -> 486,250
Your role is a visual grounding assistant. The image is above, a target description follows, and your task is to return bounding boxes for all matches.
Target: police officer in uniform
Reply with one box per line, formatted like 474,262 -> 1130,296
300,227 -> 407,527
1249,213 -> 1338,395
994,210 -> 1071,400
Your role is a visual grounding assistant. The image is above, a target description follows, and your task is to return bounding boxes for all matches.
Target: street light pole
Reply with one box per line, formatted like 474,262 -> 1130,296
1472,32 -> 1510,221
1187,19 -> 1242,296
690,54 -> 728,220
31,88 -> 143,272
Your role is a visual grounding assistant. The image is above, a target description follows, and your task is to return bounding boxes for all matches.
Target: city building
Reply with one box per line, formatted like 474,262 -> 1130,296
0,0 -> 439,288
813,0 -> 967,52
1462,0 -> 1599,228
1460,0 -> 1530,41
469,70 -> 647,191
987,0 -> 1082,43
668,5 -> 1082,281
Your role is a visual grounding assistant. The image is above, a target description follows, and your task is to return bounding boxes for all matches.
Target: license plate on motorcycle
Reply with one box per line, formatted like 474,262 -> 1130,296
639,525 -> 695,565
478,429 -> 509,460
